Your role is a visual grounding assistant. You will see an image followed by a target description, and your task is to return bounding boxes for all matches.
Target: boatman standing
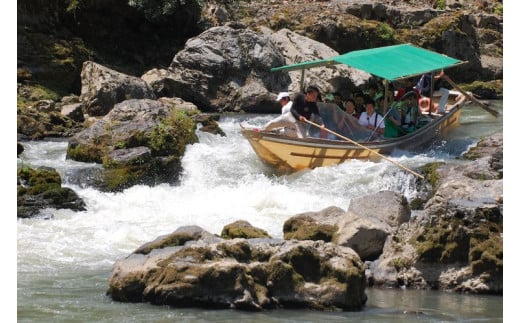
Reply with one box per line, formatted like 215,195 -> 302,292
290,86 -> 326,138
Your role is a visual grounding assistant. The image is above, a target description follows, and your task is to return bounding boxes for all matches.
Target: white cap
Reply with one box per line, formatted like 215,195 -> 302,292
276,92 -> 290,101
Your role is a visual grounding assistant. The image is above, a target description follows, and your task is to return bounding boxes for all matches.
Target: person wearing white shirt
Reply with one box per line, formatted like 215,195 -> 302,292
358,98 -> 385,136
263,92 -> 301,137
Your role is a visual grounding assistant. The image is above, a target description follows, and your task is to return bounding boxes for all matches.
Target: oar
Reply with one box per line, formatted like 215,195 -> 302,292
443,75 -> 499,117
304,119 -> 424,179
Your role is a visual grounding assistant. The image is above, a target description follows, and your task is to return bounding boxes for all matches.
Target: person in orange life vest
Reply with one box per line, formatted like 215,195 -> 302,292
358,98 -> 385,136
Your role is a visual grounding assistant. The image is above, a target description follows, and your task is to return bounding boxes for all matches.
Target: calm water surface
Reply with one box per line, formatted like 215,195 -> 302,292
17,102 -> 504,322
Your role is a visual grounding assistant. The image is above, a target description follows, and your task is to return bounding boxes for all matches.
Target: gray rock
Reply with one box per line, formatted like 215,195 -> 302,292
108,237 -> 367,310
80,61 -> 156,116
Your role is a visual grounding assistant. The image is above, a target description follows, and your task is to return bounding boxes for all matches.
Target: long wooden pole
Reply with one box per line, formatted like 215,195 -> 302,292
443,75 -> 499,117
304,119 -> 424,179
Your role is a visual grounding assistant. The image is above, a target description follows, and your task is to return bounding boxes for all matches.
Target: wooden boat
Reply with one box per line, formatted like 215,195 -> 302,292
241,106 -> 462,173
240,44 -> 495,174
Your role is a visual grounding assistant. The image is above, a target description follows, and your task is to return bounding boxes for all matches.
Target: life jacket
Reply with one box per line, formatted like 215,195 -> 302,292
418,97 -> 438,113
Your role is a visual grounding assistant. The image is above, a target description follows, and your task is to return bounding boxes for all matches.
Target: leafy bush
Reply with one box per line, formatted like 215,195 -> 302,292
128,0 -> 203,23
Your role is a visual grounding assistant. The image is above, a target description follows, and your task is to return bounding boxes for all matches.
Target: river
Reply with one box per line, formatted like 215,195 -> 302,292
17,102 -> 504,322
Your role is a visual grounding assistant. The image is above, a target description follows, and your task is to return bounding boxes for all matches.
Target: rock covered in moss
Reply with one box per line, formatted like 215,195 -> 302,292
221,220 -> 271,239
283,193 -> 410,261
66,98 -> 198,191
17,166 -> 86,218
367,132 -> 503,294
107,227 -> 367,311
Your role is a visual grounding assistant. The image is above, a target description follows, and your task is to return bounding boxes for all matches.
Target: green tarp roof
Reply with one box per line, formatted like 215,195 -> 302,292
270,44 -> 464,81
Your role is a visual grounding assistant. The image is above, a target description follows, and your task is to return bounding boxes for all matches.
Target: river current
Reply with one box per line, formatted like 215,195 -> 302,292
16,102 -> 504,322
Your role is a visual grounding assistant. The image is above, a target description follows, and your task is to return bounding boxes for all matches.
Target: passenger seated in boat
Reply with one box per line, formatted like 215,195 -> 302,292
358,98 -> 385,136
263,92 -> 300,137
316,100 -> 372,141
395,78 -> 419,101
344,98 -> 359,119
367,82 -> 382,102
353,90 -> 366,116
376,92 -> 403,138
399,91 -> 420,133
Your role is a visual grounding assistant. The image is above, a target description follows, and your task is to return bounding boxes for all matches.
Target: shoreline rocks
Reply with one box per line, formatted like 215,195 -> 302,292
107,132 -> 502,309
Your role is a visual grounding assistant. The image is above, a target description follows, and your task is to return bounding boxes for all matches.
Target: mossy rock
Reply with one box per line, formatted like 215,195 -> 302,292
216,240 -> 253,262
17,30 -> 92,96
17,105 -> 84,140
134,232 -> 199,255
411,218 -> 471,263
418,162 -> 445,188
17,166 -> 62,195
469,235 -> 503,275
283,215 -> 338,242
459,80 -> 503,99
221,220 -> 271,239
17,166 -> 86,218
96,155 -> 182,192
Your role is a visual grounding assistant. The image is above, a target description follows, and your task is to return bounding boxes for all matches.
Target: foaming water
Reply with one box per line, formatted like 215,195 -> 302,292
17,102 -> 503,322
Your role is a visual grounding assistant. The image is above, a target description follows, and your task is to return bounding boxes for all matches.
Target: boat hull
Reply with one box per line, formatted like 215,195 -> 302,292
241,106 -> 462,173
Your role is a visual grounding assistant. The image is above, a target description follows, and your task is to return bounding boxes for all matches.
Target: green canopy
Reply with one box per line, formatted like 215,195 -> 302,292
271,44 -> 464,81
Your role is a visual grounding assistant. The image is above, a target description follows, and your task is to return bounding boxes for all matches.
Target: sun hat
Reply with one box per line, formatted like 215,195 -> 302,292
276,92 -> 290,101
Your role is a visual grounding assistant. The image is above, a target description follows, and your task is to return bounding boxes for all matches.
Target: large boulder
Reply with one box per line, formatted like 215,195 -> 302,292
142,25 -> 371,113
66,98 -> 198,191
283,192 -> 411,261
143,23 -> 288,113
107,226 -> 367,311
80,61 -> 156,116
367,133 -> 503,294
267,28 -> 371,94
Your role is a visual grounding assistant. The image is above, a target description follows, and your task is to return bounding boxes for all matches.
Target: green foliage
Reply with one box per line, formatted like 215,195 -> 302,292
148,111 -> 197,156
435,0 -> 446,10
17,84 -> 60,108
493,4 -> 503,15
66,143 -> 106,163
128,0 -> 203,23
66,0 -> 82,12
377,22 -> 395,41
418,162 -> 444,187
391,257 -> 413,271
